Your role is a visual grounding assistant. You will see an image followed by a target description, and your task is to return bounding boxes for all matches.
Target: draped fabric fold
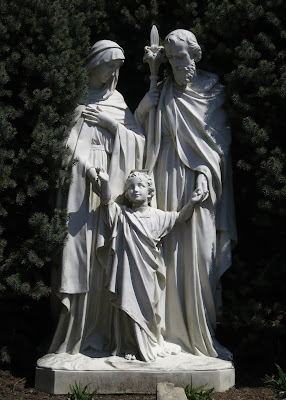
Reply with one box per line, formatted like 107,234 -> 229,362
50,57 -> 145,355
144,71 -> 237,358
101,202 -> 179,361
58,90 -> 144,296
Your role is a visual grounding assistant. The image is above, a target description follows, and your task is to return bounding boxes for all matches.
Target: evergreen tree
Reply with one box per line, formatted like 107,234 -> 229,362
1,0 -> 285,371
0,0 -> 92,299
200,0 -> 286,368
0,0 -> 92,365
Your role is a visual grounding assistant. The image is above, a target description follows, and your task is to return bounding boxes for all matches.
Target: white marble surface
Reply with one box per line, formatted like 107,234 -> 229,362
35,352 -> 235,394
140,28 -> 237,359
46,30 -> 237,372
157,382 -> 187,400
37,352 -> 233,371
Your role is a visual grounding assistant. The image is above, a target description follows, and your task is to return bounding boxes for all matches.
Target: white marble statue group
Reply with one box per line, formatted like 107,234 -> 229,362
49,29 -> 237,364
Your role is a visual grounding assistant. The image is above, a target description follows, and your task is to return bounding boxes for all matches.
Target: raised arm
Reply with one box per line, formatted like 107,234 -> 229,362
177,188 -> 208,223
86,166 -> 112,204
95,168 -> 112,204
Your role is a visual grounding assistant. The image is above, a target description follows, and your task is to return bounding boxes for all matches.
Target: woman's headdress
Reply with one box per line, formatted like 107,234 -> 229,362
85,40 -> 125,73
86,40 -> 125,102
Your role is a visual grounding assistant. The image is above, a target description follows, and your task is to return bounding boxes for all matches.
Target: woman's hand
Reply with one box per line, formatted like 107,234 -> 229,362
96,167 -> 109,183
82,106 -> 119,136
95,168 -> 111,203
86,167 -> 101,196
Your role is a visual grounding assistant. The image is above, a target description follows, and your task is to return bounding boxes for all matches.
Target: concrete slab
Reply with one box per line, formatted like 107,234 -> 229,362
157,382 -> 187,400
35,353 -> 235,395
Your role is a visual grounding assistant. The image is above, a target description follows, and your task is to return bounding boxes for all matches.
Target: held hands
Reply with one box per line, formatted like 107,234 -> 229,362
95,168 -> 111,204
95,167 -> 109,183
82,106 -> 119,136
86,166 -> 101,196
86,167 -> 111,201
195,173 -> 209,202
191,187 -> 209,203
177,179 -> 209,223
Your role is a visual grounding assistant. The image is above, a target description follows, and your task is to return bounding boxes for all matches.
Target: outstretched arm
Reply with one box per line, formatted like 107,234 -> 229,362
86,165 -> 101,197
86,166 -> 111,204
177,188 -> 208,223
95,168 -> 112,204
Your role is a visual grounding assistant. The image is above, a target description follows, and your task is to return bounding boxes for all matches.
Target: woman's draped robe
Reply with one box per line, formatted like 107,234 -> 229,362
143,72 -> 237,358
102,202 -> 179,361
50,90 -> 145,355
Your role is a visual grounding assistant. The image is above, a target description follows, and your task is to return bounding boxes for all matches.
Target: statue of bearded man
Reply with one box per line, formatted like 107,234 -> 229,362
136,29 -> 237,359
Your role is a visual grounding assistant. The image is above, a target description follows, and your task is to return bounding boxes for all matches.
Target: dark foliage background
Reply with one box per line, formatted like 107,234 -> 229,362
1,0 -> 285,379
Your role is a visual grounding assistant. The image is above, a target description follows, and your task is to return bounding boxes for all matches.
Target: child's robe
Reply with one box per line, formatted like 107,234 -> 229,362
102,202 -> 179,361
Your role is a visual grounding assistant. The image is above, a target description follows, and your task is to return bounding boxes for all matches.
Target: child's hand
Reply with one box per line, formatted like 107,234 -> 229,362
86,167 -> 101,196
192,187 -> 209,203
96,168 -> 109,183
86,167 -> 97,184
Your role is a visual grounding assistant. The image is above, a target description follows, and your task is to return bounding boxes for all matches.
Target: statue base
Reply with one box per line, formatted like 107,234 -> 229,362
35,353 -> 235,394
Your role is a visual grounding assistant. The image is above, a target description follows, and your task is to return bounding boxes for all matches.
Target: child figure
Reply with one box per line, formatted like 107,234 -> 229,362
87,167 -> 207,362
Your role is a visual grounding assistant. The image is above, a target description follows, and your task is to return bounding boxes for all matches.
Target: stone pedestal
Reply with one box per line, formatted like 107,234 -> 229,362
35,353 -> 235,394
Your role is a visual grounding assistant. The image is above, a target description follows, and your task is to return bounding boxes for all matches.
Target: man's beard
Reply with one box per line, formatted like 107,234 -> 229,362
173,62 -> 196,87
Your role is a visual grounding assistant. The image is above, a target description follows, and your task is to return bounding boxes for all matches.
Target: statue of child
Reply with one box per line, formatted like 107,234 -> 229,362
86,166 -> 207,362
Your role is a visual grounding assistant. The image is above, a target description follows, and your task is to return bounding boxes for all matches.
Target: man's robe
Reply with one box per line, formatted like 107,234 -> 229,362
144,71 -> 237,358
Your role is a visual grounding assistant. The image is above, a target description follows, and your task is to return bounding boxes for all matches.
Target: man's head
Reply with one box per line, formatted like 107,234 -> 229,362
124,171 -> 155,206
164,29 -> 202,87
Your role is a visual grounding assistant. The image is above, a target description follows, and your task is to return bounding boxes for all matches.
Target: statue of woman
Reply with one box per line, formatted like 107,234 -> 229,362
49,40 -> 145,357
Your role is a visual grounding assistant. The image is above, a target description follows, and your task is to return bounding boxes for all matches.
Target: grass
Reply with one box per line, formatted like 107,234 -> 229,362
185,381 -> 214,400
67,381 -> 97,400
263,364 -> 286,393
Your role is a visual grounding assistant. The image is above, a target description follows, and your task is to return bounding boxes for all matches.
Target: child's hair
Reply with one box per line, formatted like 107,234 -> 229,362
124,171 -> 155,203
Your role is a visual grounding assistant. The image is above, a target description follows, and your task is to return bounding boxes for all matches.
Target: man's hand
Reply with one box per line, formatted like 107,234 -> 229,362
137,88 -> 160,116
82,106 -> 118,136
196,173 -> 209,202
192,188 -> 202,203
